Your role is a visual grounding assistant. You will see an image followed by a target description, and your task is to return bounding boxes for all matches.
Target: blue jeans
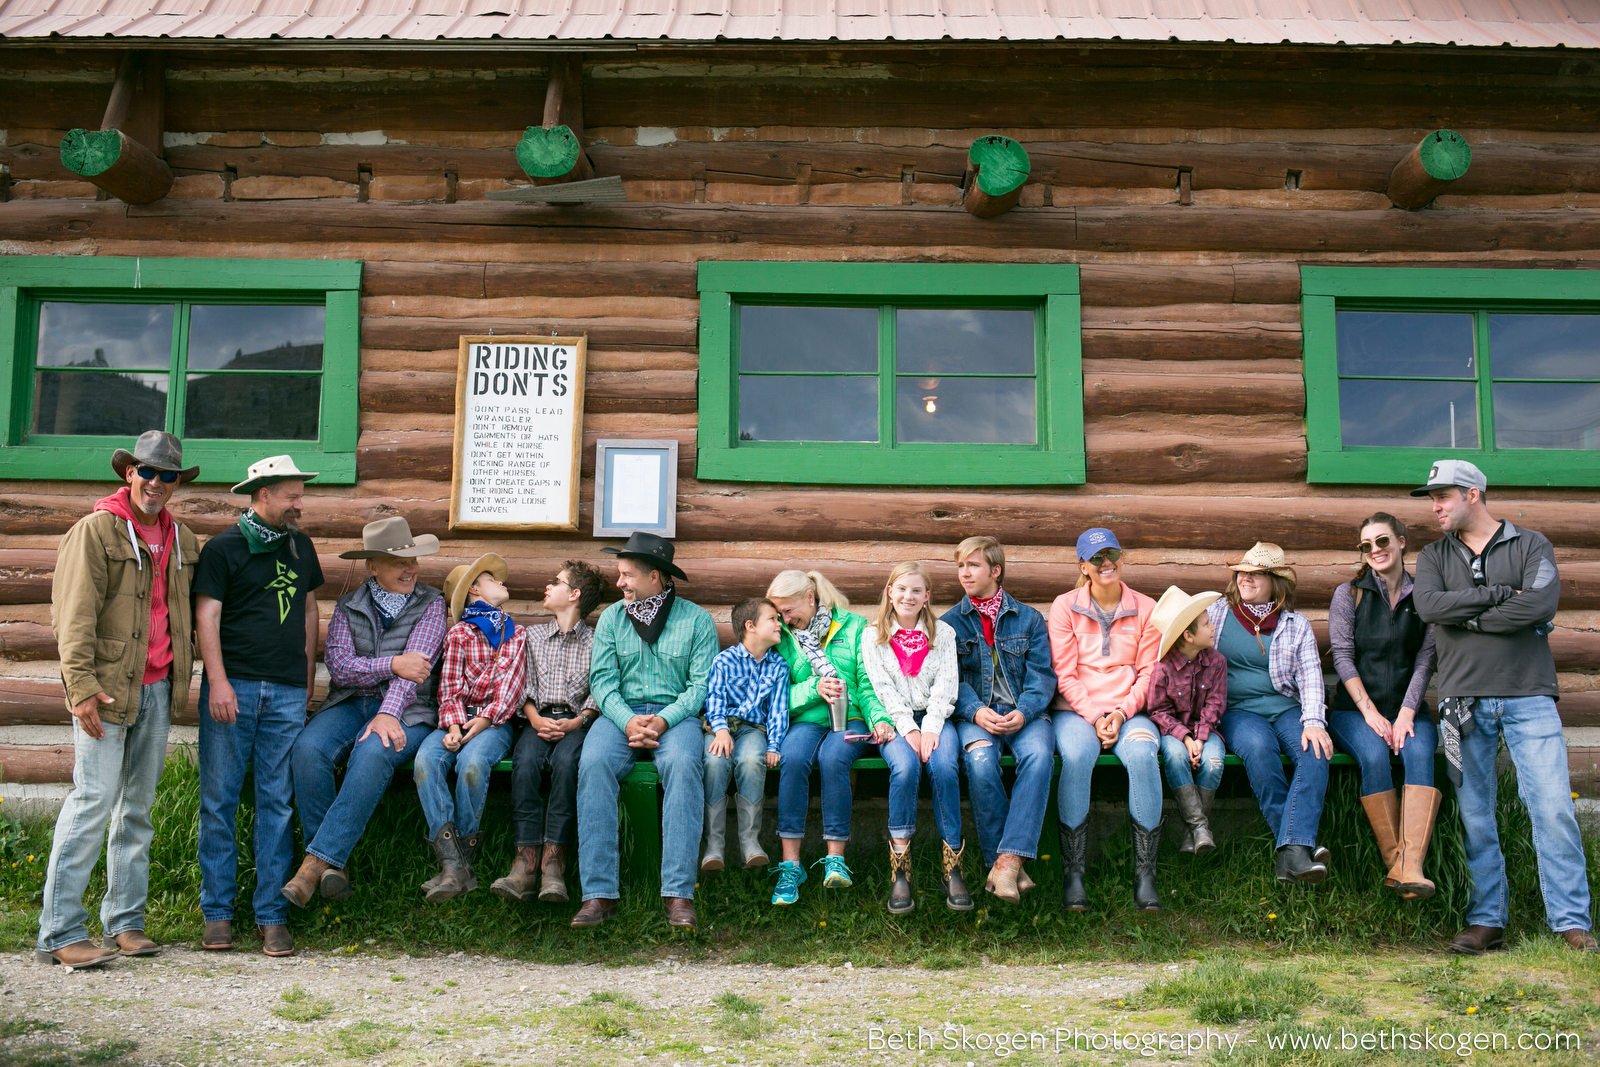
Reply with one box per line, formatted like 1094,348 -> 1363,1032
1456,696 -> 1593,933
703,720 -> 769,804
1158,733 -> 1226,791
958,713 -> 1055,864
881,716 -> 962,845
414,723 -> 516,838
576,708 -> 703,901
38,679 -> 170,952
1326,709 -> 1437,794
198,678 -> 304,927
291,696 -> 432,869
1221,709 -> 1329,850
1054,712 -> 1164,832
777,719 -> 872,842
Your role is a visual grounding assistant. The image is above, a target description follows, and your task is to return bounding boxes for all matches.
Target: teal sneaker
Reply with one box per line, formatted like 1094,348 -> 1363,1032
769,861 -> 806,905
813,854 -> 854,889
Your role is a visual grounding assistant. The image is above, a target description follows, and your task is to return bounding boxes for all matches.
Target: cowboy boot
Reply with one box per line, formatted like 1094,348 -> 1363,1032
1391,784 -> 1442,900
1017,864 -> 1037,895
491,846 -> 541,903
1174,784 -> 1216,856
735,795 -> 769,869
1058,822 -> 1089,911
700,798 -> 728,872
1132,820 -> 1163,912
986,853 -> 1023,904
422,823 -> 471,903
1360,789 -> 1402,888
281,854 -> 330,908
460,830 -> 482,893
940,840 -> 974,911
539,844 -> 570,903
887,842 -> 914,914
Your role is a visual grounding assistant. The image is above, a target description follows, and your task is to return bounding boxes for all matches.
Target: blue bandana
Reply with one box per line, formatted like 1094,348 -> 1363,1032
461,600 -> 515,650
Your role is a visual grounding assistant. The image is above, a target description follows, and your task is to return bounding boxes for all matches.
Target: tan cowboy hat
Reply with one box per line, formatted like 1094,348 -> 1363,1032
1151,586 -> 1224,660
337,517 -> 441,560
1227,541 -> 1297,583
232,454 -> 320,495
111,429 -> 200,483
445,552 -> 510,625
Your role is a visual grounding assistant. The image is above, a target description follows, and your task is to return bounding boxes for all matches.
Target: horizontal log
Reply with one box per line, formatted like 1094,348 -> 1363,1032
0,743 -> 75,783
355,428 -> 697,482
1079,263 -> 1301,307
1081,323 -> 1303,362
1084,433 -> 1306,483
0,622 -> 54,660
360,315 -> 698,352
358,369 -> 697,415
0,676 -> 202,729
1083,371 -> 1304,417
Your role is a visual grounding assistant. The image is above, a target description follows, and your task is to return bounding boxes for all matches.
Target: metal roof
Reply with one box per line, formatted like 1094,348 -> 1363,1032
2,0 -> 1599,47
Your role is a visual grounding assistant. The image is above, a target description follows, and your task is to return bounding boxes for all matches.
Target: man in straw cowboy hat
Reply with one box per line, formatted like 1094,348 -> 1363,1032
282,517 -> 446,915
572,533 -> 718,930
1410,460 -> 1596,955
1144,586 -> 1226,858
193,455 -> 323,957
412,553 -> 528,902
38,431 -> 200,969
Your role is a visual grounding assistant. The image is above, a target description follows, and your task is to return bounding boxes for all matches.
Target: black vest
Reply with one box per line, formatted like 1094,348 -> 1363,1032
1331,570 -> 1429,717
318,581 -> 444,727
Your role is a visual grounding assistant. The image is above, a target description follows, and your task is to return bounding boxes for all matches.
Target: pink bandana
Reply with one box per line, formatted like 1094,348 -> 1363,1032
890,628 -> 930,677
970,589 -> 1005,646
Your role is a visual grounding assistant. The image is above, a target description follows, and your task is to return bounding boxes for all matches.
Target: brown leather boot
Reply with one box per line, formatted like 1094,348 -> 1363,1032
539,844 -> 569,904
665,897 -> 698,929
112,930 -> 160,957
1391,784 -> 1441,900
201,920 -> 233,950
491,846 -> 541,903
257,924 -> 295,958
319,867 -> 353,901
1360,789 -> 1402,887
281,855 -> 330,908
35,941 -> 118,969
1559,929 -> 1599,953
1449,925 -> 1505,956
570,898 -> 618,928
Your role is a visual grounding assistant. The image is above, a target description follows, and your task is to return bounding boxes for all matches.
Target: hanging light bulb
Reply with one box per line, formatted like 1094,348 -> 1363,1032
924,395 -> 937,414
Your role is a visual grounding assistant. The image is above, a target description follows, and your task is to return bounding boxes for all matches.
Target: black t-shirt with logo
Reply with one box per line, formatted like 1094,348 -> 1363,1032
193,525 -> 324,687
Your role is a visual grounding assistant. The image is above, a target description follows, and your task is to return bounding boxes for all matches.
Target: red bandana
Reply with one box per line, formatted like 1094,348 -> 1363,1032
970,589 -> 1005,646
889,628 -> 930,677
1231,600 -> 1280,636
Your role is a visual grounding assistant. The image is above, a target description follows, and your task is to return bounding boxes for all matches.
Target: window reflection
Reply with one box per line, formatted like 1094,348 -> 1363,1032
187,305 -> 325,371
897,309 -> 1034,376
1488,315 -> 1599,380
36,303 -> 174,370
896,377 -> 1035,443
33,372 -> 169,436
740,306 -> 877,374
185,374 -> 320,440
1336,312 -> 1475,379
1339,379 -> 1479,449
1494,383 -> 1600,450
738,375 -> 878,442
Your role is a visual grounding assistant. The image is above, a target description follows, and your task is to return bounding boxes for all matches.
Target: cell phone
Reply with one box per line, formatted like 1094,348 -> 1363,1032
842,732 -> 876,743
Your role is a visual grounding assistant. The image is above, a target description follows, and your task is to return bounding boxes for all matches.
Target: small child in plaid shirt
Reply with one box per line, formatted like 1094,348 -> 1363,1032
699,597 -> 789,873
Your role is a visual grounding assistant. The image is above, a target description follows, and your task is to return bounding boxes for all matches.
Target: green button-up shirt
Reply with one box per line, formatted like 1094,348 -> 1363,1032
589,594 -> 719,732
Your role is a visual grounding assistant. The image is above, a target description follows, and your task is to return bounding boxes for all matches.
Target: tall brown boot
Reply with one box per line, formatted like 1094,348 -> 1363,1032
491,846 -> 541,903
281,854 -> 330,908
1360,790 -> 1402,888
1391,784 -> 1442,900
539,844 -> 570,903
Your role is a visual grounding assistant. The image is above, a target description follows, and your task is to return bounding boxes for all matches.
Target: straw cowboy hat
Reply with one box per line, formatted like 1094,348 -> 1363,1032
1227,542 -> 1297,584
1151,586 -> 1224,660
110,429 -> 199,483
445,553 -> 510,625
337,517 -> 441,560
601,531 -> 688,582
232,454 -> 320,495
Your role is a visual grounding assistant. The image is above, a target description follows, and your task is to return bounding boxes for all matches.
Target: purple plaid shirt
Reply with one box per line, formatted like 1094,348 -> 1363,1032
324,596 -> 448,721
1145,646 -> 1227,742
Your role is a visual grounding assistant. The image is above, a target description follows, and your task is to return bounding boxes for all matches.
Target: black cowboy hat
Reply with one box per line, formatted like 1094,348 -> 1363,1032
601,532 -> 688,582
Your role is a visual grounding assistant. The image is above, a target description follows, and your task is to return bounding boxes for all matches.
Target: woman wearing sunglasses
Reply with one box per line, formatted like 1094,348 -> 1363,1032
1048,528 -> 1164,912
1328,513 -> 1440,899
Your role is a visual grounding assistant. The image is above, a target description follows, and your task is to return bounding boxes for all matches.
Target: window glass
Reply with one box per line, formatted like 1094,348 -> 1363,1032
896,309 -> 1034,375
185,373 -> 321,440
1493,383 -> 1600,450
1336,311 -> 1475,379
33,373 -> 169,436
187,305 -> 325,371
1488,315 -> 1599,380
738,375 -> 878,442
739,306 -> 877,373
34,302 -> 174,370
895,376 -> 1036,444
1338,379 -> 1479,449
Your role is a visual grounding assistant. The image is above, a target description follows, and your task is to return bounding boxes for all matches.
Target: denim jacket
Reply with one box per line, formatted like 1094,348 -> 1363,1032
940,590 -> 1058,724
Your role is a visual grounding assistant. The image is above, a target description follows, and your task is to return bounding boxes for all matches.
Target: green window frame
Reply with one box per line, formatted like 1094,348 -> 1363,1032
1302,266 -> 1600,487
0,256 -> 361,483
697,262 -> 1084,485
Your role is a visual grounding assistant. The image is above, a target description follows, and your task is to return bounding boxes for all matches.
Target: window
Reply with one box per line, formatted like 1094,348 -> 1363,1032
697,263 -> 1083,484
1302,267 -> 1600,486
1,257 -> 360,483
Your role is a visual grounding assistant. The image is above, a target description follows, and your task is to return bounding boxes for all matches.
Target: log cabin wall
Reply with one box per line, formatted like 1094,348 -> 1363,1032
1,44 -> 1597,792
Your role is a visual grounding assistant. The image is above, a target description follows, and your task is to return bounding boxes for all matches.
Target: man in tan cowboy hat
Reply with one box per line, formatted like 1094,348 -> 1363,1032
38,430 -> 200,969
193,455 -> 323,958
282,517 -> 446,913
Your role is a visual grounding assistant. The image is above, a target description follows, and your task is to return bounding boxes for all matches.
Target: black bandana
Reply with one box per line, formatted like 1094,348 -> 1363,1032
624,585 -> 675,646
1438,696 -> 1477,788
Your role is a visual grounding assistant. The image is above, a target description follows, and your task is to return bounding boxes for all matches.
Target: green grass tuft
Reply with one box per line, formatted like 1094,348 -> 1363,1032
714,991 -> 766,1040
332,1021 -> 402,1056
1139,956 -> 1321,1024
271,984 -> 334,1022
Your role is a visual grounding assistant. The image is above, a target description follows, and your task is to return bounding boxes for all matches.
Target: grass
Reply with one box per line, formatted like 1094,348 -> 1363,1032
0,1036 -> 137,1067
572,991 -> 643,1039
714,992 -> 767,1040
331,1022 -> 402,1057
0,750 -> 1595,967
1137,955 -> 1322,1023
271,984 -> 334,1022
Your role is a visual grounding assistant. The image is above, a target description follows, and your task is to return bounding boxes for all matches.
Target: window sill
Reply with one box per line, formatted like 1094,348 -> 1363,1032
1308,447 -> 1600,487
0,442 -> 356,484
697,445 -> 1085,485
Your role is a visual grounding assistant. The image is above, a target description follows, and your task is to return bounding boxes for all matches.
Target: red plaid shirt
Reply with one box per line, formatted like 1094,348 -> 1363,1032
437,621 -> 529,728
1145,646 -> 1226,742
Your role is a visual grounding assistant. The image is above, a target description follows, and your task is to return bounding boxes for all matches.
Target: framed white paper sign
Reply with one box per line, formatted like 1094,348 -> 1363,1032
593,439 -> 678,538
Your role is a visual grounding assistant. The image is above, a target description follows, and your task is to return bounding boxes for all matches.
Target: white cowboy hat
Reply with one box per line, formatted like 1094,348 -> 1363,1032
232,454 -> 320,495
1151,585 -> 1223,660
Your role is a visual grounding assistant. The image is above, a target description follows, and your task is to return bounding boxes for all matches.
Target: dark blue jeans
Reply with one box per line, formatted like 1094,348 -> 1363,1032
1327,708 -> 1437,794
198,679 -> 304,927
957,713 -> 1055,865
1221,709 -> 1329,850
777,719 -> 871,842
879,717 -> 962,846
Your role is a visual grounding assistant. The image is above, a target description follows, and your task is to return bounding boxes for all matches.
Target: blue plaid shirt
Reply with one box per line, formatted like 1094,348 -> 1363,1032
704,642 -> 791,752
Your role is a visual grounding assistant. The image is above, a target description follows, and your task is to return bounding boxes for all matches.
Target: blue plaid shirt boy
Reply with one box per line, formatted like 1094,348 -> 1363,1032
704,642 -> 791,752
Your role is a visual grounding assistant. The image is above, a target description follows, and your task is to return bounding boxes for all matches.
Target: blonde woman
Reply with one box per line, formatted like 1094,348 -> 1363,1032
766,570 -> 891,906
861,563 -> 970,913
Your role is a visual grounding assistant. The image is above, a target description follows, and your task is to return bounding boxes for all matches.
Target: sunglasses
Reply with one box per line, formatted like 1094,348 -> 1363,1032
1084,549 -> 1123,566
1358,535 -> 1396,555
136,466 -> 180,484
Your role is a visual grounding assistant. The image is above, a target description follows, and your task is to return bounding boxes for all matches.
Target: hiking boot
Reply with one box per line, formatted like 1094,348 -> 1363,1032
940,840 -> 974,912
887,843 -> 914,915
1132,820 -> 1163,911
1058,821 -> 1089,911
281,854 -> 330,908
491,846 -> 541,903
770,860 -> 807,905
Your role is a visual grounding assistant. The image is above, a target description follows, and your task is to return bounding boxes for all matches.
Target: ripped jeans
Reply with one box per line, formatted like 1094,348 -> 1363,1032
1158,733 -> 1226,791
955,712 -> 1055,866
1055,712 -> 1164,832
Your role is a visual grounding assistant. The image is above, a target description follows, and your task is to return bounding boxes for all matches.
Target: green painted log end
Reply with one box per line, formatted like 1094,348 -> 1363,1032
969,135 -> 1030,198
1419,129 -> 1471,181
60,128 -> 123,178
516,124 -> 583,179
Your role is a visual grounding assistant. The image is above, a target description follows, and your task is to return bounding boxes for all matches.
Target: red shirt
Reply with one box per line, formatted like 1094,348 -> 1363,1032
133,518 -> 172,684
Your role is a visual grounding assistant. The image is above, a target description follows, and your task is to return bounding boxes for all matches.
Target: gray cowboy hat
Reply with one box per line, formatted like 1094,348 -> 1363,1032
601,531 -> 688,582
110,430 -> 200,484
337,517 -> 441,560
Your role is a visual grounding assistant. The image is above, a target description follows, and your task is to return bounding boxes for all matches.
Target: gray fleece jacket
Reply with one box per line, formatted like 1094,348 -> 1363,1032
1412,521 -> 1560,700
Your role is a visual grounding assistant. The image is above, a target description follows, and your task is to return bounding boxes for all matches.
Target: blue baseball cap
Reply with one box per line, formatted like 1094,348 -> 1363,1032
1076,527 -> 1121,560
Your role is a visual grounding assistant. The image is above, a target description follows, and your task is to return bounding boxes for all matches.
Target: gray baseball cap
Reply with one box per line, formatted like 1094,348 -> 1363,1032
1410,459 -> 1488,497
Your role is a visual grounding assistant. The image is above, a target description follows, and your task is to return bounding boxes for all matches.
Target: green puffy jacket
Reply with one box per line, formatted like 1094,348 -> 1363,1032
776,609 -> 889,730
